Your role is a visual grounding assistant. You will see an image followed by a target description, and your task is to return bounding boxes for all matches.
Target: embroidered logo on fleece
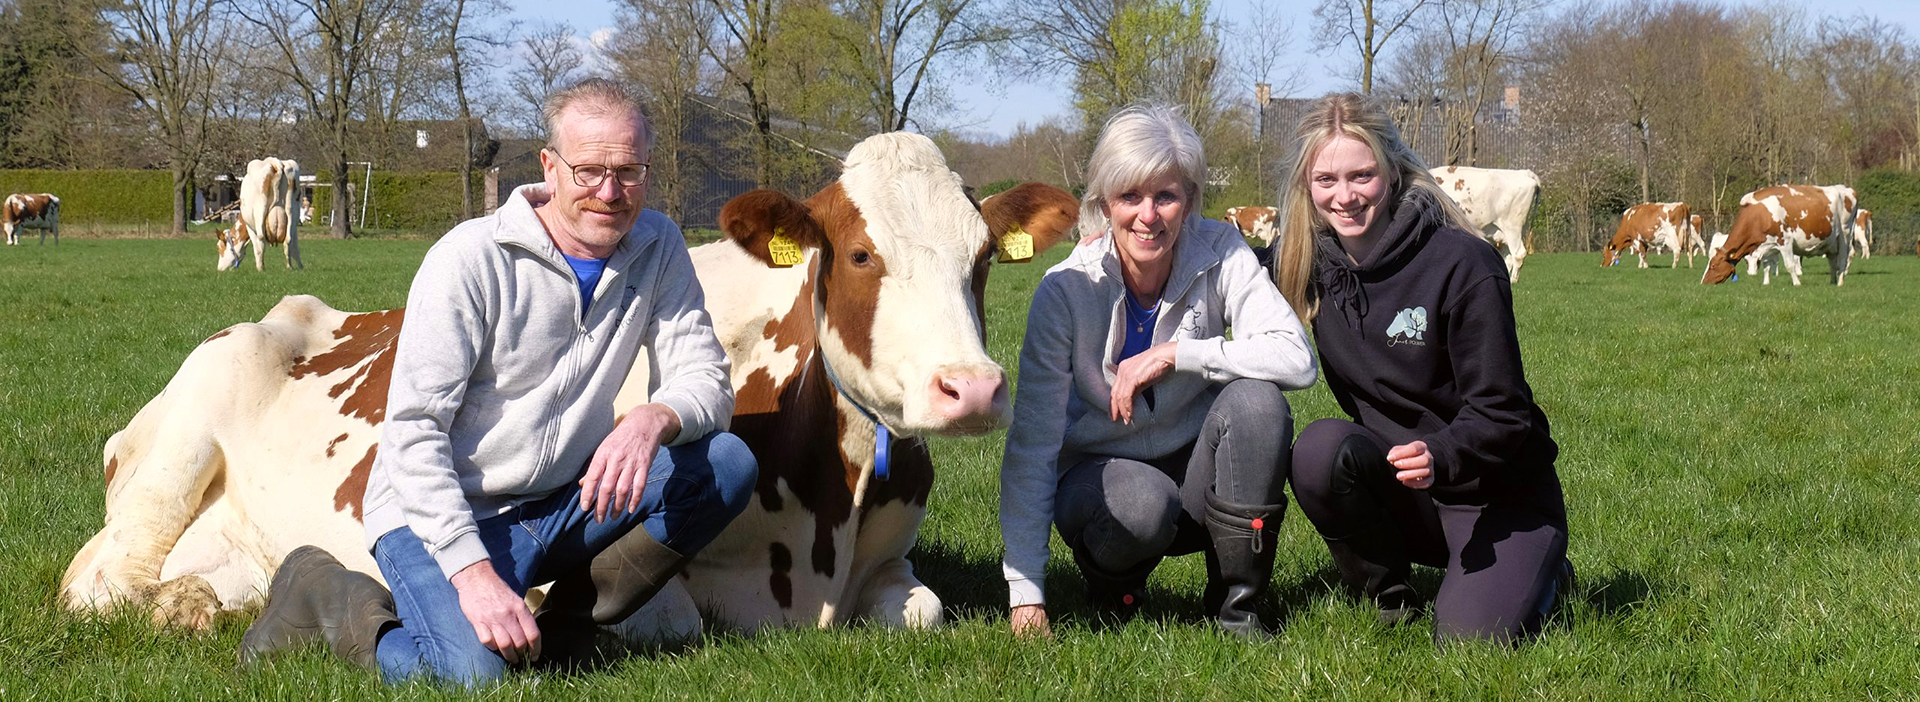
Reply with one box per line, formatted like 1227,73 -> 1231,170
1385,306 -> 1427,347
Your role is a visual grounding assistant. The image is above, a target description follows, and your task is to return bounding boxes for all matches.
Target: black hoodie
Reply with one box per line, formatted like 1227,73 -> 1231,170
1312,189 -> 1560,505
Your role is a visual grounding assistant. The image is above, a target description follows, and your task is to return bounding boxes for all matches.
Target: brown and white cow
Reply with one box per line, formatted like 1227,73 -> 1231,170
62,132 -> 1076,642
1430,166 -> 1538,283
1688,214 -> 1707,260
219,157 -> 302,271
1604,202 -> 1694,269
3,193 -> 59,245
1702,184 -> 1855,286
1852,208 -> 1873,262
1221,206 -> 1278,246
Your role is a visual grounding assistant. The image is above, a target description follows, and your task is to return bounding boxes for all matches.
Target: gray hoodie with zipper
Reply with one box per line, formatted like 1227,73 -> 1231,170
998,217 -> 1317,608
362,184 -> 734,579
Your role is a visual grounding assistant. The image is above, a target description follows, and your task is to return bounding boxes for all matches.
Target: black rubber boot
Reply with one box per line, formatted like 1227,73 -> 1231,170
534,529 -> 691,665
1204,492 -> 1283,639
1319,433 -> 1422,626
239,545 -> 397,669
1070,546 -> 1159,623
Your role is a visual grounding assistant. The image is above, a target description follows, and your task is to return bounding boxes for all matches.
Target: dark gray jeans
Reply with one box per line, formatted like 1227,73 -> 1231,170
1291,418 -> 1569,642
1053,379 -> 1292,573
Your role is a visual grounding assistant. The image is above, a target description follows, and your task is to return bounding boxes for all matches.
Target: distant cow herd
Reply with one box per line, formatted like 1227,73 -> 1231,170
1221,170 -> 1879,287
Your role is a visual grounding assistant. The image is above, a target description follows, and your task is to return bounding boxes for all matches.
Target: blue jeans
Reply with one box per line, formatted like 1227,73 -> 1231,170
370,431 -> 757,686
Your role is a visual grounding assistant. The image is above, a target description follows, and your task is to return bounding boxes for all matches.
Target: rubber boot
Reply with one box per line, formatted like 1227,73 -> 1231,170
1204,492 -> 1283,639
239,545 -> 398,669
1070,546 -> 1159,623
1319,433 -> 1422,626
534,528 -> 691,666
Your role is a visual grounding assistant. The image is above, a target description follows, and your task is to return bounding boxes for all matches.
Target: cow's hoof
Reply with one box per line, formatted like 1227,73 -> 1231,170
147,576 -> 220,630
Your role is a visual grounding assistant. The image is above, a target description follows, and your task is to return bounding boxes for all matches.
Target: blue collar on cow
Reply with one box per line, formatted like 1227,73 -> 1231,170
812,344 -> 893,481
804,254 -> 894,481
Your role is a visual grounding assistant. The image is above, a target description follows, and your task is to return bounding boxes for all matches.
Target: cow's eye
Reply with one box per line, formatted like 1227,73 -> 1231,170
851,250 -> 872,265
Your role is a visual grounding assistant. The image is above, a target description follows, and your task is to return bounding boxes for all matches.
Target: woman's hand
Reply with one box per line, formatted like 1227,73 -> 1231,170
1386,440 -> 1434,489
1109,342 -> 1178,424
1010,604 -> 1053,638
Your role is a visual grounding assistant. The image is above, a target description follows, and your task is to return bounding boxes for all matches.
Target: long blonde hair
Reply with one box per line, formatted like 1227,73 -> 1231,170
1271,93 -> 1470,323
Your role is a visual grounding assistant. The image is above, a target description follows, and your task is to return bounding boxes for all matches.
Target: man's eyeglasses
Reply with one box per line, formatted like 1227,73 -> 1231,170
546,148 -> 649,188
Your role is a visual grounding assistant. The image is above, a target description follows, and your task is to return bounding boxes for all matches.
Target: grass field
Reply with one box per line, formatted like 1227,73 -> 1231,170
3,237 -> 1918,700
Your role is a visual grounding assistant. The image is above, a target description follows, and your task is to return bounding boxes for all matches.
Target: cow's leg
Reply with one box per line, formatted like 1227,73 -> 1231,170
253,236 -> 266,272
1830,250 -> 1848,286
286,233 -> 302,270
1500,229 -> 1526,283
851,557 -> 942,628
5,223 -> 14,245
158,496 -> 271,618
1783,249 -> 1804,286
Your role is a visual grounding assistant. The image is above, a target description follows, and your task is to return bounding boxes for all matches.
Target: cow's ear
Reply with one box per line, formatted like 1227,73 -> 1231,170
980,183 -> 1078,262
719,189 -> 826,268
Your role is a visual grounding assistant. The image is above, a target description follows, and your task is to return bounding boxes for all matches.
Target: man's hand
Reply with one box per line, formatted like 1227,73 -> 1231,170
579,403 -> 681,522
1010,604 -> 1053,638
1386,441 -> 1434,490
1109,342 -> 1178,425
450,560 -> 540,664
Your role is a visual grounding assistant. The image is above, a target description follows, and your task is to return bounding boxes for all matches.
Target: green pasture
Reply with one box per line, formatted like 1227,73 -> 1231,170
2,238 -> 1917,700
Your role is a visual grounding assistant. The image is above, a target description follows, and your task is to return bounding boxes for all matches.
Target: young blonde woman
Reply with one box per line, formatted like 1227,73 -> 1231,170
998,105 -> 1316,639
1272,93 -> 1570,643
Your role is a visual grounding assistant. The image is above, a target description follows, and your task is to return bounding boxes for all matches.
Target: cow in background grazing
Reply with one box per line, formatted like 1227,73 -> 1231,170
1852,209 -> 1873,261
1222,206 -> 1279,246
1430,166 -> 1539,283
1603,202 -> 1693,268
3,193 -> 59,245
62,132 -> 1078,645
1702,184 -> 1855,286
220,157 -> 302,271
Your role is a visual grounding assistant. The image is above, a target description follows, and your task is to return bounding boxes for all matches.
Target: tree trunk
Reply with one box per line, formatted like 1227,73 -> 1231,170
171,162 -> 192,236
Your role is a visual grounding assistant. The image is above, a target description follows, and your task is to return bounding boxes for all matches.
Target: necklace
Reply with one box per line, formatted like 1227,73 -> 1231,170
1125,293 -> 1160,333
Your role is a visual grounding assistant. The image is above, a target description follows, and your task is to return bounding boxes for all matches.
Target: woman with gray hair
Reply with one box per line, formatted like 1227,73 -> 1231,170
998,104 -> 1317,639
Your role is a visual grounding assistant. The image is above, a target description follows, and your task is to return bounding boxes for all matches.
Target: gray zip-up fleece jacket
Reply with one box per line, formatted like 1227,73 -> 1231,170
999,217 -> 1317,607
363,184 -> 733,579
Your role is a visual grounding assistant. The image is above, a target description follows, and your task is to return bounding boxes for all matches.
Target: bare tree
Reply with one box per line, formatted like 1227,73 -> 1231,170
238,0 -> 414,238
693,0 -> 783,186
1313,0 -> 1432,94
436,0 -> 513,218
818,0 -> 1007,132
86,0 -> 228,234
508,22 -> 584,138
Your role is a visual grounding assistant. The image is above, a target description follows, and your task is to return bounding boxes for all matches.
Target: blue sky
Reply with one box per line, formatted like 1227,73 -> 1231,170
509,0 -> 1920,139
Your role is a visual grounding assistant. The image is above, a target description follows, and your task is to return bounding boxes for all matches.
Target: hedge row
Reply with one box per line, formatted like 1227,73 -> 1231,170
0,170 -> 174,225
0,168 -> 480,231
309,170 -> 481,232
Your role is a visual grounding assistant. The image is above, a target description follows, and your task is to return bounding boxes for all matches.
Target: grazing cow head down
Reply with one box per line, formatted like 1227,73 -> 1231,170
215,220 -> 249,270
719,133 -> 1075,437
1703,185 -> 1843,285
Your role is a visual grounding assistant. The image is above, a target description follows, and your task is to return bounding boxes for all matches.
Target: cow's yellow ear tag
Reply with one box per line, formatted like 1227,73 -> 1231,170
998,227 -> 1035,263
767,227 -> 803,267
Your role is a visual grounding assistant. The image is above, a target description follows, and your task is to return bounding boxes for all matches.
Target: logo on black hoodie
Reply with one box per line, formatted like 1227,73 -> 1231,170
1386,306 -> 1427,347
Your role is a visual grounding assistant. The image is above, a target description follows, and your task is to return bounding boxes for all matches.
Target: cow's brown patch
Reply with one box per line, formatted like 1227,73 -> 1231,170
334,444 -> 377,520
759,274 -> 816,354
325,433 -> 350,458
203,329 -> 233,344
289,309 -> 404,425
862,437 -> 934,511
804,185 -> 881,367
769,542 -> 794,609
104,455 -> 119,487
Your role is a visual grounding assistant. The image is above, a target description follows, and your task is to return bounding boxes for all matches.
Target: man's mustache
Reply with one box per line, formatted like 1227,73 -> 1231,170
581,199 -> 628,214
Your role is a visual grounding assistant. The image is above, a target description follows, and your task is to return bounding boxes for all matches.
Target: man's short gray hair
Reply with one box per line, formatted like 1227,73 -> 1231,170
541,78 -> 656,153
1079,104 -> 1208,240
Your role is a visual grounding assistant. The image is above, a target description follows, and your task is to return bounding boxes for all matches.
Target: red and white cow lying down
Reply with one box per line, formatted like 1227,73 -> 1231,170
3,192 -> 59,245
1603,202 -> 1695,269
1222,206 -> 1278,246
1703,184 -> 1856,286
217,157 -> 303,271
1429,166 -> 1538,283
62,133 -> 1077,641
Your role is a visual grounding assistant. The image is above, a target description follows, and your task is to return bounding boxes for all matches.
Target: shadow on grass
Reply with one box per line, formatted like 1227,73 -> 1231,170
1578,568 -> 1657,617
